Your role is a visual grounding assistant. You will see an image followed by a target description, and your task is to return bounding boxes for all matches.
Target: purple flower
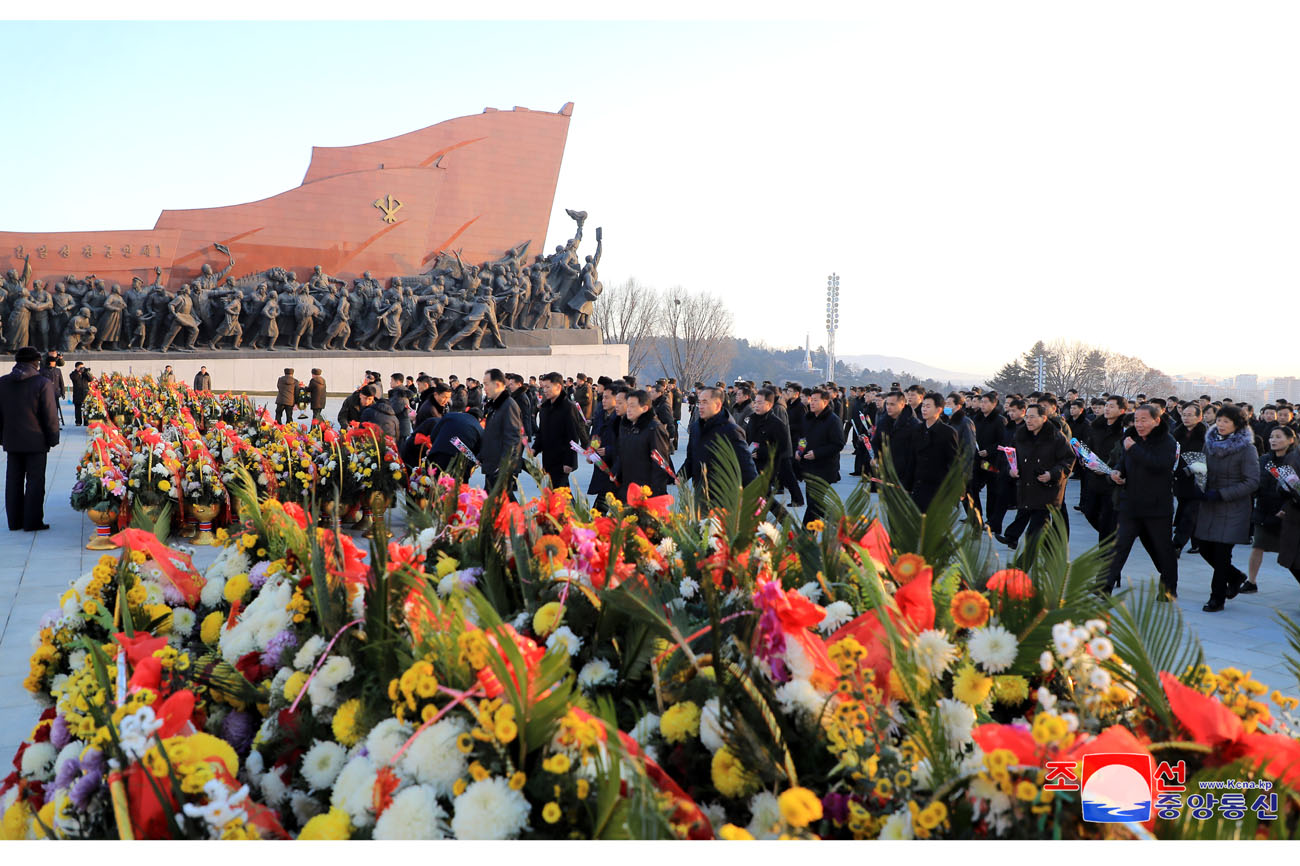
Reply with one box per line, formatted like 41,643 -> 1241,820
70,768 -> 103,810
54,756 -> 81,791
455,568 -> 482,591
822,791 -> 849,825
248,560 -> 272,589
752,607 -> 789,681
261,629 -> 298,668
50,715 -> 71,749
79,747 -> 105,776
220,710 -> 256,758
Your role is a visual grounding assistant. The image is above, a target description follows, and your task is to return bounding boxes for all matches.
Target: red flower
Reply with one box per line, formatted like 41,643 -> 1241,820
373,766 -> 401,817
494,499 -> 527,537
830,570 -> 936,701
386,541 -> 424,573
473,625 -> 546,700
282,501 -> 309,530
838,518 -> 892,567
235,651 -> 272,684
986,568 -> 1033,600
626,484 -> 672,518
114,632 -> 169,666
414,433 -> 432,448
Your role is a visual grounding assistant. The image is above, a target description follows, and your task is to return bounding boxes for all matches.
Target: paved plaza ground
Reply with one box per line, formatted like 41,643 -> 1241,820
3,395 -> 1299,761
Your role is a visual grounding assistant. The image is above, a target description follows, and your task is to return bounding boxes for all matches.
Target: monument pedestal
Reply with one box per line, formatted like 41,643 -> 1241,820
72,331 -> 627,394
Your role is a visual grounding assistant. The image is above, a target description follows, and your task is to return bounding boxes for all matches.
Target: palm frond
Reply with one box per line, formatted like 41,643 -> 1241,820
1276,610 -> 1300,693
1103,580 -> 1204,732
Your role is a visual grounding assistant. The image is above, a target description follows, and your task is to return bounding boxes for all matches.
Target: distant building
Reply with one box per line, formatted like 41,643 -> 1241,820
1274,377 -> 1299,402
1235,374 -> 1258,392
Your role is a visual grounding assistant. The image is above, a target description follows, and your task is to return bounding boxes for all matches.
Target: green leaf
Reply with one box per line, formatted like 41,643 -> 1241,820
1103,580 -> 1204,732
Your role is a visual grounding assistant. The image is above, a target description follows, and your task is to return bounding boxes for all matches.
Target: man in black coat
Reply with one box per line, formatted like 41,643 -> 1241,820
508,373 -> 536,442
911,392 -> 960,512
784,383 -> 807,456
800,388 -> 846,529
616,389 -> 673,497
337,377 -> 368,428
997,404 -> 1076,550
1173,401 -> 1209,556
588,385 -> 624,506
70,362 -> 92,426
873,390 -> 921,491
535,371 -> 589,490
1101,405 -> 1180,598
848,389 -> 873,477
971,393 -> 1010,534
746,387 -> 804,509
387,374 -> 415,443
1083,395 -> 1127,541
766,387 -> 805,507
480,368 -> 523,493
358,384 -> 399,443
0,347 -> 60,531
40,353 -> 66,429
466,378 -> 484,411
427,410 -> 484,481
650,380 -> 677,446
684,386 -> 757,508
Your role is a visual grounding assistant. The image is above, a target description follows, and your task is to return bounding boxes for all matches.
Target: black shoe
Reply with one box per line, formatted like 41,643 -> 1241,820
1202,599 -> 1225,612
1239,581 -> 1258,594
848,472 -> 861,477
994,533 -> 1018,550
24,523 -> 50,532
1226,577 -> 1243,600
1188,545 -> 1200,554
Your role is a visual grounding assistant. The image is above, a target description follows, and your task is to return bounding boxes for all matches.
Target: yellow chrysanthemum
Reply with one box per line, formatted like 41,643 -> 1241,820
711,747 -> 757,798
542,802 -> 562,824
719,823 -> 755,840
299,807 -> 352,840
200,611 -> 225,645
284,671 -> 308,702
224,573 -> 250,604
953,665 -> 993,706
660,701 -> 702,744
778,787 -> 823,828
532,602 -> 564,637
332,698 -> 363,747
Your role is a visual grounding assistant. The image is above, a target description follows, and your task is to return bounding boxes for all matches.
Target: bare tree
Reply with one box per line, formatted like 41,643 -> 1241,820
655,286 -> 736,388
591,277 -> 662,377
1102,352 -> 1169,397
1045,339 -> 1094,395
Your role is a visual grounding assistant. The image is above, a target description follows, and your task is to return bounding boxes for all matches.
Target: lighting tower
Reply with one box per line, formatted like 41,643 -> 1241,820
825,273 -> 840,382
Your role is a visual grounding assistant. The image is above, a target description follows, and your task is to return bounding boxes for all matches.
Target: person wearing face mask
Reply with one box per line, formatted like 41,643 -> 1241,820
1190,404 -> 1260,612
910,391 -> 959,512
996,403 -> 1075,551
1243,425 -> 1300,592
1101,404 -> 1180,599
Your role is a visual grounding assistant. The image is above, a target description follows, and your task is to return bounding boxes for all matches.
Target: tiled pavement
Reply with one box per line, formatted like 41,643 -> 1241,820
3,397 -> 1299,761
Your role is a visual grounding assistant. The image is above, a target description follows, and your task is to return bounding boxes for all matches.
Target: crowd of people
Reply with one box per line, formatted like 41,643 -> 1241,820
8,346 -> 1300,614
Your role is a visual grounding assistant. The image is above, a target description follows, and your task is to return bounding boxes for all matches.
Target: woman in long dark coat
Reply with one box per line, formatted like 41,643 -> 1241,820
1193,404 -> 1260,612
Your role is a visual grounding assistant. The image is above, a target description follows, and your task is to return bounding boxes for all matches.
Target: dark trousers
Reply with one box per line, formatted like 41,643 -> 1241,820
5,450 -> 48,531
1005,504 -> 1066,548
970,470 -> 1004,533
1078,475 -> 1095,513
1083,488 -> 1117,542
74,397 -> 86,426
776,457 -> 805,507
1173,498 -> 1199,552
1105,514 -> 1178,593
802,471 -> 835,529
275,403 -> 293,424
546,467 -> 570,490
852,443 -> 869,475
1196,539 -> 1246,604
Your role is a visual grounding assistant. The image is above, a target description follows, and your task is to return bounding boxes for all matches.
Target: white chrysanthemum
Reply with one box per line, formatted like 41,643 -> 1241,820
1051,621 -> 1080,656
416,527 -> 439,555
1039,650 -> 1054,672
259,765 -> 289,806
365,718 -> 413,766
200,574 -> 228,609
756,521 -> 779,544
657,537 -> 677,558
936,698 -> 975,745
967,624 -> 1018,673
699,802 -> 727,833
783,639 -> 817,681
912,629 -> 959,677
546,626 -> 582,657
330,755 -> 378,827
775,678 -> 828,721
450,777 -> 530,840
1061,711 -> 1080,732
218,581 -> 293,664
819,600 -> 854,634
398,718 -> 468,796
878,808 -> 914,840
577,659 -> 617,690
307,656 -> 355,708
21,742 -> 57,781
746,791 -> 782,839
679,576 -> 699,599
245,749 -> 265,781
1088,636 -> 1114,661
290,790 -> 324,826
1037,686 -> 1057,710
301,740 -> 348,791
1084,618 -> 1107,634
913,758 -> 933,790
699,698 -> 725,753
958,746 -> 986,777
375,785 -> 448,840
1088,668 -> 1111,690
170,607 -> 196,637
293,635 -> 327,671
796,581 -> 823,603
269,667 -> 292,703
630,713 -> 660,745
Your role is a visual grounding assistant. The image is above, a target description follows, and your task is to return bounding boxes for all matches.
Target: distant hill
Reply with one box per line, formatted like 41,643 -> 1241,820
837,354 -> 989,387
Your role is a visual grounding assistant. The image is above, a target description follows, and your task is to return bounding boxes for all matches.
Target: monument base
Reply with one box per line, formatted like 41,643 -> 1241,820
71,340 -> 628,395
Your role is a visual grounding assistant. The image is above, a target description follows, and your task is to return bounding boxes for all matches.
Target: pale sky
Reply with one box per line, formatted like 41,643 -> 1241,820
4,7 -> 1300,380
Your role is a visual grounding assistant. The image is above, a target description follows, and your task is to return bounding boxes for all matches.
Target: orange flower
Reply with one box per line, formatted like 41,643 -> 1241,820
373,765 -> 401,817
986,568 -> 1034,600
888,552 -> 928,584
950,590 -> 991,629
533,534 -> 568,568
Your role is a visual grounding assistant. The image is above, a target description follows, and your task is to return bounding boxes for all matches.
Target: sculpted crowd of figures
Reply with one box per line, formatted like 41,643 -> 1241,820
0,210 -> 603,353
